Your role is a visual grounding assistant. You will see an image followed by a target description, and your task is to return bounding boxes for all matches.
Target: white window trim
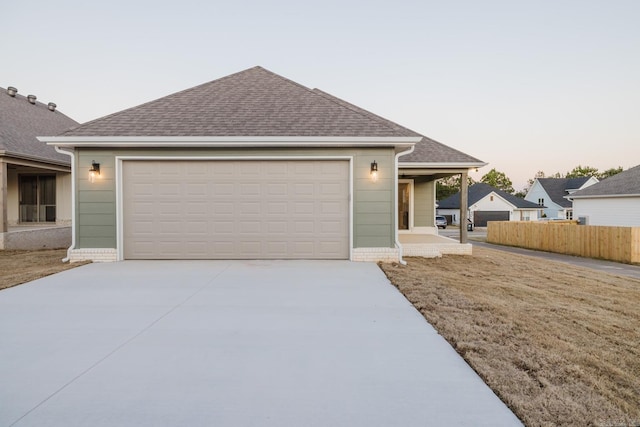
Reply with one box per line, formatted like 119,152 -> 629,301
115,155 -> 354,262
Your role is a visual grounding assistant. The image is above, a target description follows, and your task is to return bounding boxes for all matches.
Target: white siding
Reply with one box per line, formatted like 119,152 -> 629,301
525,181 -> 561,218
573,197 -> 640,226
472,193 -> 514,214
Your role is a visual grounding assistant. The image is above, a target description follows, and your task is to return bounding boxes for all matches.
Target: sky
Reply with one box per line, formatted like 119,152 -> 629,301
2,0 -> 639,191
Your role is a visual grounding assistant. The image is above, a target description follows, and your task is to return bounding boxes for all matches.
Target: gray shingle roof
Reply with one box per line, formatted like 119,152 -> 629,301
61,67 -> 408,138
537,177 -> 593,207
57,66 -> 483,165
438,183 -> 540,209
570,165 -> 640,198
312,89 -> 484,165
0,87 -> 78,165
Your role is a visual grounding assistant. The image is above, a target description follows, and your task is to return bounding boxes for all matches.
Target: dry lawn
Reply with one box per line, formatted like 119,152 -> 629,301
0,249 -> 89,290
380,247 -> 640,427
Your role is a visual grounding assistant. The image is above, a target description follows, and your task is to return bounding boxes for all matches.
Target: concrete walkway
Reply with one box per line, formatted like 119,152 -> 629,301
0,261 -> 521,426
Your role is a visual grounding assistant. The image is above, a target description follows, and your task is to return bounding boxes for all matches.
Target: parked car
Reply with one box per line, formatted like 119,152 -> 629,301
435,215 -> 448,229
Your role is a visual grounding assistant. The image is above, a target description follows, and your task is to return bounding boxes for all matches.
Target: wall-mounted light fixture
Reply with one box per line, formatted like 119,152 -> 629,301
370,160 -> 378,182
89,161 -> 100,183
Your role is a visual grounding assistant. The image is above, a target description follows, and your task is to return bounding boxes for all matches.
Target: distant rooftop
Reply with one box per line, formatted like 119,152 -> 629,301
1,86 -> 78,165
536,177 -> 594,207
570,165 -> 640,198
438,183 -> 540,209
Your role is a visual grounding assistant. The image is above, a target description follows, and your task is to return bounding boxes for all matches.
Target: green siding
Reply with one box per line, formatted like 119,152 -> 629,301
414,178 -> 436,227
75,147 -> 396,250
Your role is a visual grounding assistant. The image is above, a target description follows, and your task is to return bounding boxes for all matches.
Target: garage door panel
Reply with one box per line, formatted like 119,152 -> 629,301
473,211 -> 510,227
123,160 -> 349,259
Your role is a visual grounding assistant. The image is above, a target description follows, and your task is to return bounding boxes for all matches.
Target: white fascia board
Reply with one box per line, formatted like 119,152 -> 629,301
398,161 -> 487,169
569,193 -> 640,199
39,136 -> 420,148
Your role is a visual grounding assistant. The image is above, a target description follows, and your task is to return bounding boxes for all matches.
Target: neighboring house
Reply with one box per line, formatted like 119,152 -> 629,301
40,66 -> 484,263
437,183 -> 541,227
569,165 -> 640,227
1,86 -> 78,249
525,177 -> 598,219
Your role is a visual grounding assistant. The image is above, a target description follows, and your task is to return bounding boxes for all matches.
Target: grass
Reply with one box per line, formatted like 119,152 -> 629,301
0,249 -> 89,290
379,247 -> 640,427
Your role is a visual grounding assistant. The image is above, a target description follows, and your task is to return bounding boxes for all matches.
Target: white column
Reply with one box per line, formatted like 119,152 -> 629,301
0,159 -> 7,232
460,171 -> 468,244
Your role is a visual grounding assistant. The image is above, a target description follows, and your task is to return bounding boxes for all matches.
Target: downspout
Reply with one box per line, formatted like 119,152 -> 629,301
394,145 -> 415,265
54,146 -> 75,262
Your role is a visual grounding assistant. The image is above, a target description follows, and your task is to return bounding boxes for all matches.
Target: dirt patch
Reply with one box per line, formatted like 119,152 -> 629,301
380,247 -> 640,427
0,249 -> 90,290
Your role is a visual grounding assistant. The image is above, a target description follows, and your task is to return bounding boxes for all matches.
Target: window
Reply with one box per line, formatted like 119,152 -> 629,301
537,198 -> 544,206
19,175 -> 56,223
567,210 -> 573,220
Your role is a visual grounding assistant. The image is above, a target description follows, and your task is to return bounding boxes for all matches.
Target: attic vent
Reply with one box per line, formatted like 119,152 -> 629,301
27,94 -> 37,104
7,86 -> 18,97
47,102 -> 57,112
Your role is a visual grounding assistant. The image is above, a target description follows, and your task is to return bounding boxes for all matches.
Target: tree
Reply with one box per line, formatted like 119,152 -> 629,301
436,175 -> 475,201
565,165 -> 599,178
597,166 -> 623,180
480,168 -> 514,194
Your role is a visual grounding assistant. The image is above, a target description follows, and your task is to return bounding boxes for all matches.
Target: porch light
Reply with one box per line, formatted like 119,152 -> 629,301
370,161 -> 378,182
89,161 -> 100,183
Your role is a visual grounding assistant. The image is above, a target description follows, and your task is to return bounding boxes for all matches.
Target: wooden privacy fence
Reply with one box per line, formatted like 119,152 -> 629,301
487,221 -> 640,264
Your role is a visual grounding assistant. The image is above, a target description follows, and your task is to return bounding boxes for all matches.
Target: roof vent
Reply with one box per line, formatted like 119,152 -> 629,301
7,86 -> 18,97
27,94 -> 37,104
47,102 -> 57,112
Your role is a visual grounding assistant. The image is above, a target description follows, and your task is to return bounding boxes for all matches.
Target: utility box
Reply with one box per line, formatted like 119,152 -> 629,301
578,216 -> 589,225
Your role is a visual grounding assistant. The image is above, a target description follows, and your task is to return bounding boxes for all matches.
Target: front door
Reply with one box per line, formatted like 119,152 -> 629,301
398,182 -> 410,230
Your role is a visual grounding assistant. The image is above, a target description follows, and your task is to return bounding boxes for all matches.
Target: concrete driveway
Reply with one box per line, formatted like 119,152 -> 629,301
0,261 -> 521,426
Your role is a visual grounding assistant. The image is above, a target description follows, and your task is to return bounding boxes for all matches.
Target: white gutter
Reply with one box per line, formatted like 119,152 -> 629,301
399,161 -> 487,169
39,136 -> 421,148
394,144 -> 416,266
568,193 -> 640,200
54,146 -> 75,263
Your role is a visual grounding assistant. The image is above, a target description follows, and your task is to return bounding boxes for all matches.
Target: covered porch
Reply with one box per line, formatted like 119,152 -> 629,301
397,164 -> 474,258
1,158 -> 72,250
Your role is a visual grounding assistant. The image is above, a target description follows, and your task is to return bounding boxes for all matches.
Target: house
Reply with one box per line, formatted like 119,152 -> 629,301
525,177 -> 598,219
0,86 -> 78,249
40,66 -> 484,263
437,183 -> 541,227
569,165 -> 640,226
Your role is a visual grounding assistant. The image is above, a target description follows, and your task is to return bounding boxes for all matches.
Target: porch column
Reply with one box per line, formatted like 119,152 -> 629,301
460,171 -> 468,244
0,159 -> 7,233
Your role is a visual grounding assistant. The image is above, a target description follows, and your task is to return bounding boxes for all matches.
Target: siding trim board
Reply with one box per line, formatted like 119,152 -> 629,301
115,155 -> 354,261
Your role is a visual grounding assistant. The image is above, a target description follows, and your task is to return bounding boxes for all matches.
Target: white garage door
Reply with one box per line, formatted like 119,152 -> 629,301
122,160 -> 350,259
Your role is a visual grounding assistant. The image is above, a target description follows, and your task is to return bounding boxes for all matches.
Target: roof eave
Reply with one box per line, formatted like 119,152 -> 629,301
399,161 -> 487,169
570,193 -> 640,199
0,150 -> 70,168
39,136 -> 420,149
